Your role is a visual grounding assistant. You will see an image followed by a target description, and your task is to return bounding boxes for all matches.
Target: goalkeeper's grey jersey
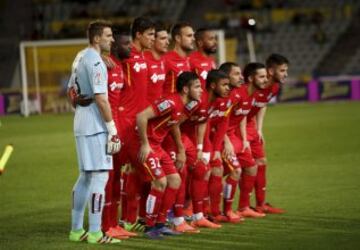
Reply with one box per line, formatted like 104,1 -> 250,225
69,47 -> 108,136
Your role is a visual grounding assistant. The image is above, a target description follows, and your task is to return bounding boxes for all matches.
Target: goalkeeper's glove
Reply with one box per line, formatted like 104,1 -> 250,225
105,120 -> 121,154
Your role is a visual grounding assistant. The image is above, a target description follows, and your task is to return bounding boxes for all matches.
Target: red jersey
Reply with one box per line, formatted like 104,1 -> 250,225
120,45 -> 148,118
247,82 -> 280,121
227,84 -> 254,136
163,51 -> 191,96
189,51 -> 216,90
207,96 -> 233,151
144,51 -> 166,104
107,55 -> 125,129
147,94 -> 199,146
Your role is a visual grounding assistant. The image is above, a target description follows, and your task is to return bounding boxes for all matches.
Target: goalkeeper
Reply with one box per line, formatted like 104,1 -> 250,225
67,20 -> 121,244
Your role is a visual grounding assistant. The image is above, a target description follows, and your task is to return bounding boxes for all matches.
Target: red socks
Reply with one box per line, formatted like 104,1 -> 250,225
157,186 -> 178,223
209,175 -> 223,216
223,176 -> 237,213
255,164 -> 266,206
145,188 -> 164,227
239,171 -> 256,209
191,179 -> 207,214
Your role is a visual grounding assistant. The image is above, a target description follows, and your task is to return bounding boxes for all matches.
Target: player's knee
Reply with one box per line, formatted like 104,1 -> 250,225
230,168 -> 241,180
192,161 -> 209,180
256,158 -> 267,166
153,177 -> 167,191
244,165 -> 257,176
166,173 -> 181,189
211,166 -> 223,176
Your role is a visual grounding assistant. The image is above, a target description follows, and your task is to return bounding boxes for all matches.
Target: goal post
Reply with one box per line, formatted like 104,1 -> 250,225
18,31 -> 228,117
19,39 -> 87,117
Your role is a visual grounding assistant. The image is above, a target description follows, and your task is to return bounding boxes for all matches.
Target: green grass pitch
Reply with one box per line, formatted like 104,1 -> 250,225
1,101 -> 360,249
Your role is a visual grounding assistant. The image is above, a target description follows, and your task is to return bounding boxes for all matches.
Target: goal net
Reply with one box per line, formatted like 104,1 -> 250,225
19,39 -> 87,117
19,30 -> 228,117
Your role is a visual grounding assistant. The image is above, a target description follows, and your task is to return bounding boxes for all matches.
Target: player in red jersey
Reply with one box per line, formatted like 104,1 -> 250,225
117,17 -> 155,229
201,70 -> 243,224
101,28 -> 138,239
251,54 -> 289,214
162,22 -> 194,96
144,22 -> 169,104
220,62 -> 267,218
181,27 -> 217,224
189,27 -> 217,89
126,72 -> 202,239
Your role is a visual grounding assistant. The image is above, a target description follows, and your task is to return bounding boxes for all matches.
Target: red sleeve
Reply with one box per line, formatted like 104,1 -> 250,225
151,98 -> 174,117
107,67 -> 120,127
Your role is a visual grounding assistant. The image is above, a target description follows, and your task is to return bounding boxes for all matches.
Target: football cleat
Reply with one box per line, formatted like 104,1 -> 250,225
87,231 -> 121,244
255,203 -> 285,214
225,210 -> 244,223
173,221 -> 200,233
69,229 -> 88,242
191,217 -> 221,229
237,207 -> 266,218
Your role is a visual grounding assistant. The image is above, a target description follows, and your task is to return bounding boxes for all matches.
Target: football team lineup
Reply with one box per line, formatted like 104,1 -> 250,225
1,14 -> 360,249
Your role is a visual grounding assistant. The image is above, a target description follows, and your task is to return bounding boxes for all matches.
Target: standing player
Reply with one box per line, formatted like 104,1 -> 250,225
68,20 -> 121,244
126,72 -> 203,239
189,27 -> 217,89
162,22 -> 194,96
187,27 -> 217,219
202,69 -> 242,223
220,62 -> 266,218
251,54 -> 289,214
117,16 -> 155,228
101,28 -> 137,239
144,22 -> 169,104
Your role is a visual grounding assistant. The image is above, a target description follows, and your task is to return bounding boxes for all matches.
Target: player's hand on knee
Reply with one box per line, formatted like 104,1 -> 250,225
242,140 -> 250,153
139,143 -> 152,163
105,120 -> 121,154
175,149 -> 186,170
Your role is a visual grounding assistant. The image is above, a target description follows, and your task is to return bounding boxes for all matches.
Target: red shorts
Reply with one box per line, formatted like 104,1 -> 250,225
117,116 -> 136,165
162,133 -> 197,169
228,132 -> 256,167
127,133 -> 177,182
246,119 -> 265,159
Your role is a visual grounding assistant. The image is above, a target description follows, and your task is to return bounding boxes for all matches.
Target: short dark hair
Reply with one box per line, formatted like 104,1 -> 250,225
243,62 -> 266,83
194,27 -> 213,42
112,25 -> 129,41
176,71 -> 199,92
206,69 -> 229,90
266,53 -> 289,68
87,19 -> 112,44
154,21 -> 168,37
171,21 -> 192,40
130,16 -> 155,39
219,62 -> 240,75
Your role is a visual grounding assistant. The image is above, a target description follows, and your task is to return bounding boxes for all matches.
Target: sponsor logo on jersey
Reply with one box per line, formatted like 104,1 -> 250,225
94,71 -> 103,85
110,81 -> 124,91
150,73 -> 166,83
133,62 -> 147,72
176,63 -> 184,67
253,101 -> 267,107
200,63 -> 209,67
234,108 -> 250,116
200,70 -> 208,80
185,100 -> 198,111
209,109 -> 225,118
94,61 -> 101,66
157,100 -> 172,112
